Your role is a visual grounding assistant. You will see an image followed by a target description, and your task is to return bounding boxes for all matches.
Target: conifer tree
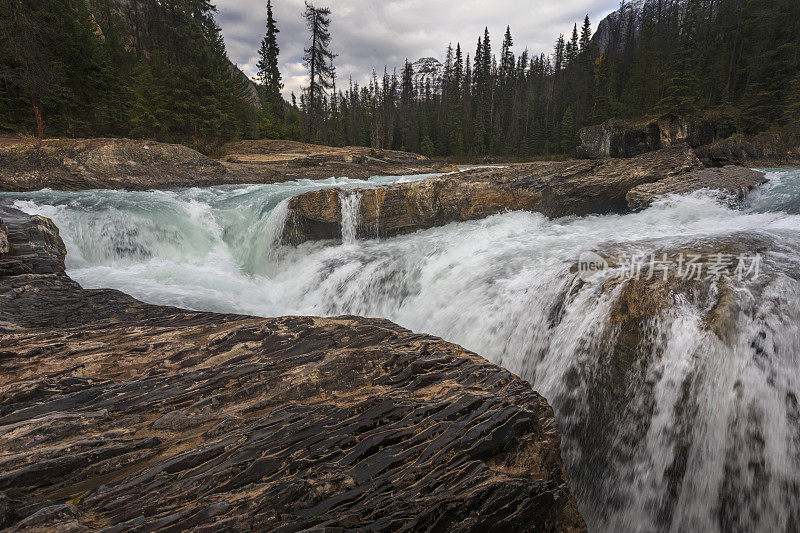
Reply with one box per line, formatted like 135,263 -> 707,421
256,1 -> 283,110
256,0 -> 284,137
302,1 -> 336,142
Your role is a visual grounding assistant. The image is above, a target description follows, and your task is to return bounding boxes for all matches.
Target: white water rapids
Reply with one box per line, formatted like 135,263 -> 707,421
4,168 -> 800,532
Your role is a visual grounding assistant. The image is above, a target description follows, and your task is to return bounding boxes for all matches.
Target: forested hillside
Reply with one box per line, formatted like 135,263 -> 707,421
0,0 -> 257,152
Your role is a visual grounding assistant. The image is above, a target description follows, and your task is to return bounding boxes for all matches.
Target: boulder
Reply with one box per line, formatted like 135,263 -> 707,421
0,206 -> 585,532
283,146 -> 703,243
0,207 -> 66,276
626,166 -> 767,210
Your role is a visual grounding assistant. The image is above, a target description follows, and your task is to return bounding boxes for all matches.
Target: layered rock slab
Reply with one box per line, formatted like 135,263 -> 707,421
0,206 -> 585,532
283,147 -> 703,243
693,132 -> 800,168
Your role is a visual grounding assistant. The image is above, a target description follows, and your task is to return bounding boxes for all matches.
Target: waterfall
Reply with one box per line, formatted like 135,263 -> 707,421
5,168 -> 800,531
339,189 -> 362,244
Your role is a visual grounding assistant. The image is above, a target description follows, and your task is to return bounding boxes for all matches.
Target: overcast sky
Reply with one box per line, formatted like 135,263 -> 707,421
216,0 -> 620,99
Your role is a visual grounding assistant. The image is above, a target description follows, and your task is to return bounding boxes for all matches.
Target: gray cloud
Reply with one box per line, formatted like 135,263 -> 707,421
215,0 -> 620,99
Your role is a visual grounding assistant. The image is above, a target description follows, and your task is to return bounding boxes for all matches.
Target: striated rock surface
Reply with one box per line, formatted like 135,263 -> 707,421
694,132 -> 800,168
283,146 -> 703,243
0,218 -> 7,255
626,166 -> 766,210
0,206 -> 585,532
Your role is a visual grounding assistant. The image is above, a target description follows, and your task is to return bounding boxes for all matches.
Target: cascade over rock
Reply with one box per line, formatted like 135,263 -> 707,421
282,147 -> 768,244
554,233 -> 800,530
0,205 -> 585,532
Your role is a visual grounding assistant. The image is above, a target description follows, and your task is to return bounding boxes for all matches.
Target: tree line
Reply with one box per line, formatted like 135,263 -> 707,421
267,0 -> 799,157
2,0 -> 799,157
0,0 -> 257,153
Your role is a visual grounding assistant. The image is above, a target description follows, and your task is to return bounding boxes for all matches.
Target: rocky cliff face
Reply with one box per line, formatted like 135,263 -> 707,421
578,115 -> 800,168
283,147 -> 769,244
576,114 -> 737,159
577,116 -> 688,159
0,206 -> 585,531
592,0 -> 687,52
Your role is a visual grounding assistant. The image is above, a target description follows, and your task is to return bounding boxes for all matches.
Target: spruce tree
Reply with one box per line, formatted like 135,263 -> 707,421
256,0 -> 283,114
302,1 -> 336,142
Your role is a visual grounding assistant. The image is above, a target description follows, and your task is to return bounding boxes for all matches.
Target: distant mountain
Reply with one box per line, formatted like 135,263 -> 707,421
592,0 -> 687,52
411,57 -> 444,92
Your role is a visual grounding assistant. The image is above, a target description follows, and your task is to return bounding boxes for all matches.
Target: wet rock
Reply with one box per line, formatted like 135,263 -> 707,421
626,166 -> 767,210
0,207 -> 66,276
0,217 -> 7,255
283,146 -> 703,243
694,132 -> 800,168
0,207 -> 585,532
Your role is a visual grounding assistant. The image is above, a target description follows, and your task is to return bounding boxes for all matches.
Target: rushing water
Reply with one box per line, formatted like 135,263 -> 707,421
4,168 -> 800,532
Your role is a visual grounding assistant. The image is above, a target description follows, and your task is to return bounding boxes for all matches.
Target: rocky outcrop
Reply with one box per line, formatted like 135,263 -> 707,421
694,132 -> 800,168
577,116 -> 693,159
0,207 -> 66,276
0,206 -> 585,532
222,139 -> 448,182
626,166 -> 767,210
0,138 -> 234,191
576,113 -> 738,160
283,146 -> 703,243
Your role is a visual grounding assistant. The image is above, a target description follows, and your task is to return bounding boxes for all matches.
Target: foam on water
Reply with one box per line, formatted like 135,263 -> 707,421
4,169 -> 800,531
